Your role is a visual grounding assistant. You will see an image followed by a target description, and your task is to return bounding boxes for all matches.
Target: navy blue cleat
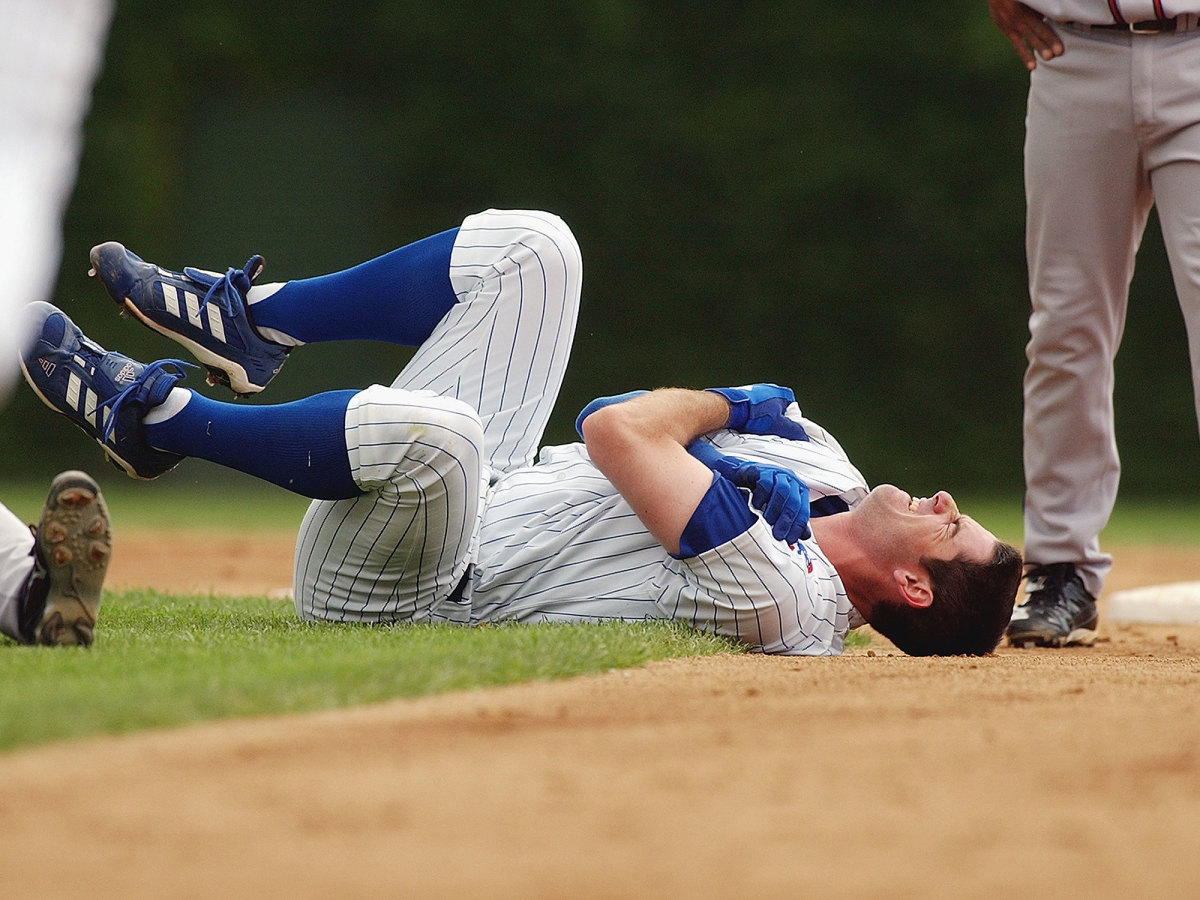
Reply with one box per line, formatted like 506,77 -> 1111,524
20,301 -> 191,480
89,241 -> 290,396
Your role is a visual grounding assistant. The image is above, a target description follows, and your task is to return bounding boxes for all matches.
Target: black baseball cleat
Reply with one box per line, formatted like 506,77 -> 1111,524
1006,563 -> 1098,648
20,471 -> 113,647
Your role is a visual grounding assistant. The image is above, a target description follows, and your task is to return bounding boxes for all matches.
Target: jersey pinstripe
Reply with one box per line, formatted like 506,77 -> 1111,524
291,208 -> 866,655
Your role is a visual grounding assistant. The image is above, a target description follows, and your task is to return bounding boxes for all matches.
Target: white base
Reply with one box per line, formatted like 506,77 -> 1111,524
1106,582 -> 1200,626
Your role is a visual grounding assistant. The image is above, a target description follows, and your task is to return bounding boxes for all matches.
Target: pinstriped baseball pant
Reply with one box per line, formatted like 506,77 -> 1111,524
292,210 -> 583,623
1023,23 -> 1200,596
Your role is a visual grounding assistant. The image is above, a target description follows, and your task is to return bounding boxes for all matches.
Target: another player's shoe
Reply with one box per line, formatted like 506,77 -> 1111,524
89,241 -> 290,396
20,301 -> 191,480
1006,563 -> 1098,648
19,471 -> 112,647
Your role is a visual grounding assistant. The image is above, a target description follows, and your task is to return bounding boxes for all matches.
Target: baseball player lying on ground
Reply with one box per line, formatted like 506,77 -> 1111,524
13,208 -> 1023,655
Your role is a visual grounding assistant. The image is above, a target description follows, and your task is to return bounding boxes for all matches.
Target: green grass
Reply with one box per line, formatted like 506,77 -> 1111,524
2,480 -> 1196,754
0,590 -> 739,752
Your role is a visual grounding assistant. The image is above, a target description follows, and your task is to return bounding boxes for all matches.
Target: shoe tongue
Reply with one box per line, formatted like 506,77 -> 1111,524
141,366 -> 181,407
41,313 -> 66,348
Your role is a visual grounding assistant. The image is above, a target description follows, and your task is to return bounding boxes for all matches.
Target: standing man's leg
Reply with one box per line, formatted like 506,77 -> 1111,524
1146,31 -> 1200,551
1013,26 -> 1151,647
1156,161 -> 1200,476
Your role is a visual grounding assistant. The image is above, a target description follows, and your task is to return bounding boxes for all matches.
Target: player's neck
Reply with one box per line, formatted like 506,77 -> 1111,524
809,514 -> 891,618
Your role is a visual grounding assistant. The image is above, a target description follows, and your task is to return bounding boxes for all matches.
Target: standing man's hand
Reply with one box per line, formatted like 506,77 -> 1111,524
987,0 -> 1063,70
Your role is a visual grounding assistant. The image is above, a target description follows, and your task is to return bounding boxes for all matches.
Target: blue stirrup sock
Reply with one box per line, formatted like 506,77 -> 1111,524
143,390 -> 362,500
249,227 -> 460,346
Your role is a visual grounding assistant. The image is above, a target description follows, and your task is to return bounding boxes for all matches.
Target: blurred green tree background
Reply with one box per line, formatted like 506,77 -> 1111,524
2,0 -> 1193,499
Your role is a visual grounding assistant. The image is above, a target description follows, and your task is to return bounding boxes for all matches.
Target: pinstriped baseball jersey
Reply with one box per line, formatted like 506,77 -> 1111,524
699,415 -> 870,510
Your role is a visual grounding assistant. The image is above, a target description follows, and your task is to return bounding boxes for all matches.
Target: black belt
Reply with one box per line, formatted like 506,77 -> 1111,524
1091,17 -> 1179,33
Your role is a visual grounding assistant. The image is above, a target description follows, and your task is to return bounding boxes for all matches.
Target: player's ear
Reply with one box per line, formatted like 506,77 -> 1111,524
892,567 -> 933,609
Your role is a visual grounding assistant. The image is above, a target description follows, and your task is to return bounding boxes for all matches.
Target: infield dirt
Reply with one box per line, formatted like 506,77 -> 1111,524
1,531 -> 1198,897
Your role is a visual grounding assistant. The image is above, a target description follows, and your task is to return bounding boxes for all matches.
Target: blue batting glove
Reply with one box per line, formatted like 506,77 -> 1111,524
706,384 -> 809,442
688,440 -> 812,543
746,464 -> 811,544
575,390 -> 649,439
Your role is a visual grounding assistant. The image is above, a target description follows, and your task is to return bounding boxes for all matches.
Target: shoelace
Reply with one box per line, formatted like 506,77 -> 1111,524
184,256 -> 262,318
96,359 -> 195,444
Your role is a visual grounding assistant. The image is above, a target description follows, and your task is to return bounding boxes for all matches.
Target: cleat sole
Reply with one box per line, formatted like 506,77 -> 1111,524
34,472 -> 111,647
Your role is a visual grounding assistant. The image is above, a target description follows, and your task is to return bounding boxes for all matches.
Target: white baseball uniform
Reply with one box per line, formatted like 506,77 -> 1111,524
292,209 -> 870,655
1017,4 -> 1200,596
0,0 -> 112,404
0,502 -> 35,642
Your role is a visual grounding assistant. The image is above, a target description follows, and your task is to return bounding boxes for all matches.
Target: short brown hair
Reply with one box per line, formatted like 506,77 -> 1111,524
865,541 -> 1023,656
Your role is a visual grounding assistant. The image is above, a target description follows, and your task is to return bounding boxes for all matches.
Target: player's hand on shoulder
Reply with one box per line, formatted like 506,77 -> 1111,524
702,451 -> 812,544
706,383 -> 809,442
743,462 -> 811,543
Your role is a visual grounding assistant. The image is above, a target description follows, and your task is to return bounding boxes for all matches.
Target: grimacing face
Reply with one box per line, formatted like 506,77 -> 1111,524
852,484 -> 998,567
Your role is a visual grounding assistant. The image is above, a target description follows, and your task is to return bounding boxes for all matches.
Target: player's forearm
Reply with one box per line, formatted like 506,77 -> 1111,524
583,388 -> 730,449
582,389 -> 728,554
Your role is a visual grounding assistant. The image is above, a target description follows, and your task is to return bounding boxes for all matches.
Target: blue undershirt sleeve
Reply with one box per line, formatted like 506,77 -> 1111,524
674,473 -> 756,559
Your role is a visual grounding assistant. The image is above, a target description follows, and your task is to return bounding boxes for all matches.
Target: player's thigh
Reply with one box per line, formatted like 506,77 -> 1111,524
292,491 -> 475,625
1026,29 -> 1149,262
391,209 -> 583,473
292,386 -> 485,624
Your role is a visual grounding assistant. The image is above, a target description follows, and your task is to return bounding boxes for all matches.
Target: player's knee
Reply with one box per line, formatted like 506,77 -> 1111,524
393,393 -> 483,470
422,398 -> 485,467
349,386 -> 485,489
490,209 -> 582,289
